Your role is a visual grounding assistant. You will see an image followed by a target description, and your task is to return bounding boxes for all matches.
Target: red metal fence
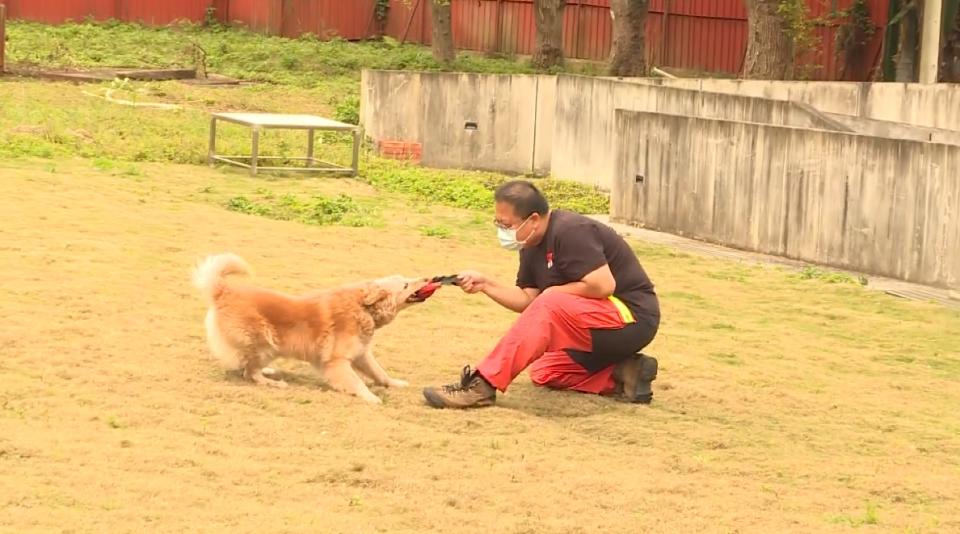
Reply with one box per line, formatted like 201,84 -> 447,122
4,0 -> 222,26
2,0 -> 890,81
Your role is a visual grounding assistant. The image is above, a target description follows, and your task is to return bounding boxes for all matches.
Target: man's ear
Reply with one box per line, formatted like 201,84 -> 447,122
363,284 -> 391,306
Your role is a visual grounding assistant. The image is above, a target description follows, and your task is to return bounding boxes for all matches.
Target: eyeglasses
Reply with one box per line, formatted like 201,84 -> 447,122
493,215 -> 530,231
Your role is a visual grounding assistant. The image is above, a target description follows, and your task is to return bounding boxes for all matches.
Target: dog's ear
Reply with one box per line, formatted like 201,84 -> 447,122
362,284 -> 391,306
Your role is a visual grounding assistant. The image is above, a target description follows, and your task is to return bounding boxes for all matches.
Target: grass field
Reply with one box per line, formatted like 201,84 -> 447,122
2,157 -> 960,532
2,21 -> 960,533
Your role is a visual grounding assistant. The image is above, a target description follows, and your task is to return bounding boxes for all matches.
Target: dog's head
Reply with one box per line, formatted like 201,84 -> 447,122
361,275 -> 432,326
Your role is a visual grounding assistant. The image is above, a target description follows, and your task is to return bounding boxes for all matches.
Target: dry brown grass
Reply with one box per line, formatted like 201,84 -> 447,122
2,159 -> 959,533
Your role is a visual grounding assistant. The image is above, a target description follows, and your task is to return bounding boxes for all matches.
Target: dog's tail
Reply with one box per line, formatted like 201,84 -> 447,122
192,253 -> 252,304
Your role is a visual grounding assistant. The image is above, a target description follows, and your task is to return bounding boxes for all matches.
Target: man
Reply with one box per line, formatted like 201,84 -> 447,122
422,180 -> 660,409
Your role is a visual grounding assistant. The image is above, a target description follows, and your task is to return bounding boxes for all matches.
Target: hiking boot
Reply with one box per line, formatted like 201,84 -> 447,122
613,353 -> 658,404
423,365 -> 496,409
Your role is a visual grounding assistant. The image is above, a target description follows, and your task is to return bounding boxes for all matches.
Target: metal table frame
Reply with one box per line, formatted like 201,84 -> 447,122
207,112 -> 362,176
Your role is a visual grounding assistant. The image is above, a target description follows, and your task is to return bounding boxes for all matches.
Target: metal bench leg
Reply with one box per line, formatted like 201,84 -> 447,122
351,128 -> 361,177
307,128 -> 315,168
250,127 -> 260,176
207,117 -> 217,166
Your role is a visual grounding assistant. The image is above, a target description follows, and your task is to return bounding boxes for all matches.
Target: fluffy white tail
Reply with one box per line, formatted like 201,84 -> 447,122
192,253 -> 252,303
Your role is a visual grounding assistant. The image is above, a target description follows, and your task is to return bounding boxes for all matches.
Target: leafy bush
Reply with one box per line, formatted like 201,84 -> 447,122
333,94 -> 360,125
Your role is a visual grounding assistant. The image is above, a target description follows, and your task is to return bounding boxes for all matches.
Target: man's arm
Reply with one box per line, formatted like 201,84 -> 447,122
542,263 -> 616,299
483,280 -> 540,313
457,271 -> 540,313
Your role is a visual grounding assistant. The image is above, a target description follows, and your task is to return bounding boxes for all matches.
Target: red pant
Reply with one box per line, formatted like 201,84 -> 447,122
476,292 -> 644,395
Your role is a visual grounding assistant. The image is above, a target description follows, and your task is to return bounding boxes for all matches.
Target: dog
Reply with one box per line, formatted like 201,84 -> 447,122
192,253 -> 432,404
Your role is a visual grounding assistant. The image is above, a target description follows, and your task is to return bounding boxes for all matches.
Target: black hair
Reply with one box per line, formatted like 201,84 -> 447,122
493,180 -> 550,218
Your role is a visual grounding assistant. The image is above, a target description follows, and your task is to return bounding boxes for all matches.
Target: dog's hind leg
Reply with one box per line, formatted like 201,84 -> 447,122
353,347 -> 408,388
321,360 -> 382,404
205,309 -> 243,370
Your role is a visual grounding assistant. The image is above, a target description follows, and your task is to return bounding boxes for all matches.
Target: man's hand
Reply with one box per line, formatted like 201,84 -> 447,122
457,271 -> 488,294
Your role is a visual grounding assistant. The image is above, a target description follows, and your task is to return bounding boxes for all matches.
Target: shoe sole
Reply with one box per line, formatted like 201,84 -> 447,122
422,388 -> 495,409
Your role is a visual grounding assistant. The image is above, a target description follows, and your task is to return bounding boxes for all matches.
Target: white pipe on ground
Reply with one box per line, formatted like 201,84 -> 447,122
651,67 -> 677,79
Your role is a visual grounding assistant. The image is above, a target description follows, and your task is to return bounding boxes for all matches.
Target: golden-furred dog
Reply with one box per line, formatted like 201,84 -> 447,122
192,253 -> 431,404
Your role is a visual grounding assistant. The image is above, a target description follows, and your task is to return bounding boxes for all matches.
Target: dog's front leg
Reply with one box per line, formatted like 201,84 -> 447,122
353,347 -> 408,388
322,360 -> 382,404
244,360 -> 288,388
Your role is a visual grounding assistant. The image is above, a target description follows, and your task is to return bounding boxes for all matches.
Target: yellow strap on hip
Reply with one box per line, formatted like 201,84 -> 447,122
608,295 -> 636,325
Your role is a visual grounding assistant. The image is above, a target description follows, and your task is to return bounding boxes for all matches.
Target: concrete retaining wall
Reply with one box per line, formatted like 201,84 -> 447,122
362,70 -> 960,186
622,78 -> 960,131
360,70 -> 554,175
612,110 -> 960,289
823,113 -> 960,145
552,75 -> 852,189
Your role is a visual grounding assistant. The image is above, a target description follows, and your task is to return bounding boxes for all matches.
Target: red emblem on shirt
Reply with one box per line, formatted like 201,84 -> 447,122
546,251 -> 554,269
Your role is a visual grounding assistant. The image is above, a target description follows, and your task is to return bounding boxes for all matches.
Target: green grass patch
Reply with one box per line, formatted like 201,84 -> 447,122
828,501 -> 881,526
419,225 -> 452,239
363,160 -> 609,214
331,94 -> 360,125
92,157 -> 142,177
794,266 -> 863,285
224,190 -> 377,227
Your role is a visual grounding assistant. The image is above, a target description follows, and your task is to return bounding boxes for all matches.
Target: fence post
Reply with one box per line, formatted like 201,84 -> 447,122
421,0 -> 428,43
572,0 -> 581,59
494,0 -> 502,55
400,0 -> 422,43
661,0 -> 671,66
0,3 -> 5,75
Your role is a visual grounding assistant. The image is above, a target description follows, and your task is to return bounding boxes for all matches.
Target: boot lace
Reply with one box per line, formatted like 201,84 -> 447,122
440,365 -> 476,393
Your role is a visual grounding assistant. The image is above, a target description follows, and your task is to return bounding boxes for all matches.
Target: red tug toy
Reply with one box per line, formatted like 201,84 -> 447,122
410,275 -> 459,301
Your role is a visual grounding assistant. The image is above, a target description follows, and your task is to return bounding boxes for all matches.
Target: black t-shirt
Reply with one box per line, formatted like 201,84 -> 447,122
516,210 -> 659,320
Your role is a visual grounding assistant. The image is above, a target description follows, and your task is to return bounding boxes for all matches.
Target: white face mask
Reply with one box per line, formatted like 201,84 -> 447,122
497,218 -> 530,251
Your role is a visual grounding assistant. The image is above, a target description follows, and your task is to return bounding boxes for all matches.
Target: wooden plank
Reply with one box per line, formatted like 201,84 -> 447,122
5,67 -> 201,82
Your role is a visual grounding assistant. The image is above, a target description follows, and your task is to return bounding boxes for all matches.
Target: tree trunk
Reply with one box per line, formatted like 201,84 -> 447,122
941,0 -> 960,82
895,4 -> 919,82
430,0 -> 455,65
533,0 -> 566,69
608,0 -> 650,76
742,0 -> 793,79
946,34 -> 960,82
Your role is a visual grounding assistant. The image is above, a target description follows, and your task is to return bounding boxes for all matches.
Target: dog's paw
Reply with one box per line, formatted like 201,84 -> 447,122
386,378 -> 409,388
262,367 -> 279,377
260,377 -> 288,388
359,391 -> 383,404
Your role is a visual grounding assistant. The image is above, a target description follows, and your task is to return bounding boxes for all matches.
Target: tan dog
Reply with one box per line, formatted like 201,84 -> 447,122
192,253 -> 431,404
